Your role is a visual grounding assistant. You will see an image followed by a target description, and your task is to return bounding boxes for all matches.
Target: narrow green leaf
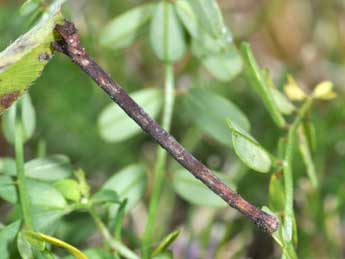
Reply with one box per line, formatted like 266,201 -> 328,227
98,88 -> 163,142
152,230 -> 180,257
103,164 -> 146,211
302,120 -> 317,152
25,155 -> 72,181
228,120 -> 272,173
99,3 -> 155,50
114,199 -> 127,240
91,189 -> 120,205
298,127 -> 318,188
0,0 -> 65,114
0,175 -> 17,204
283,217 -> 293,243
54,179 -> 81,202
150,1 -> 186,62
172,168 -> 234,207
2,93 -> 36,144
269,173 -> 285,211
0,221 -> 21,259
241,43 -> 286,127
183,88 -> 250,146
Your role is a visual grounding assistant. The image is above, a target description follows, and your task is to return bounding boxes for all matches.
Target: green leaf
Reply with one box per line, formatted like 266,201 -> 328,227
175,0 -> 200,38
91,189 -> 120,205
298,127 -> 318,188
2,93 -> 36,144
190,30 -> 224,56
0,220 -> 21,259
28,179 -> 67,209
228,120 -> 272,173
152,230 -> 180,257
188,0 -> 227,39
20,0 -> 44,26
172,168 -> 234,207
0,175 -> 17,204
150,1 -> 186,62
32,208 -> 65,233
183,88 -> 250,146
99,3 -> 155,50
270,88 -> 296,115
102,164 -> 146,211
98,88 -> 163,142
25,155 -> 73,181
241,43 -> 286,128
200,46 -> 243,81
176,1 -> 227,53
0,157 -> 16,176
0,0 -> 65,114
263,70 -> 295,115
269,173 -> 285,212
54,179 -> 81,202
176,1 -> 242,81
20,1 -> 41,16
17,231 -> 34,259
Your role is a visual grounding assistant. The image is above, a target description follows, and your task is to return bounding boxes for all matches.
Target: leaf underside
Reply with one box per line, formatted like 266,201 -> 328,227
0,0 -> 65,114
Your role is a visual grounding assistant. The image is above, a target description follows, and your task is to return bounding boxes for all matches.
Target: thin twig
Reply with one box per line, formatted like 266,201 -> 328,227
52,20 -> 279,233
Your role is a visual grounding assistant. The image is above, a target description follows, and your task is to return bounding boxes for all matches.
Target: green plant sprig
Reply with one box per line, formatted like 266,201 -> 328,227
15,118 -> 34,231
142,64 -> 175,257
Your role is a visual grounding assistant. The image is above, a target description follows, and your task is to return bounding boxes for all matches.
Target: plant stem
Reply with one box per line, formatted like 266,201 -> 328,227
142,64 -> 175,257
52,21 -> 279,234
15,120 -> 34,231
88,207 -> 140,259
283,97 -> 313,241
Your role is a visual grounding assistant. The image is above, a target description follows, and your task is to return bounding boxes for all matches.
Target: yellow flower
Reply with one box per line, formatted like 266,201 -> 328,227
312,81 -> 337,100
284,75 -> 307,101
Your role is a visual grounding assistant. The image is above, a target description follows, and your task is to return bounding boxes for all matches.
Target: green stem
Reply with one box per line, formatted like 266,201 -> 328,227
15,120 -> 34,231
283,97 -> 313,241
88,207 -> 139,259
142,64 -> 175,258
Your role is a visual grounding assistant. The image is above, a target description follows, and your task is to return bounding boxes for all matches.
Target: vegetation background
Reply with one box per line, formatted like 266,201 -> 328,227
0,0 -> 344,258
